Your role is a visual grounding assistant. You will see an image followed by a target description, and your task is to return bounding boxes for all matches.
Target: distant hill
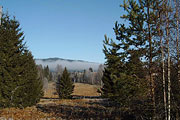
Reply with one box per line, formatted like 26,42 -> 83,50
35,57 -> 101,72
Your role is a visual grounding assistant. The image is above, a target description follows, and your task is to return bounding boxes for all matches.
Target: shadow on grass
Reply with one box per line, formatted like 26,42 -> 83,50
72,95 -> 101,99
37,104 -> 121,119
37,98 -> 137,119
41,95 -> 101,100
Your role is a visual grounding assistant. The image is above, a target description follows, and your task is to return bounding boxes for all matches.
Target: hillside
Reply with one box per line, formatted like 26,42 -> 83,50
35,58 -> 101,71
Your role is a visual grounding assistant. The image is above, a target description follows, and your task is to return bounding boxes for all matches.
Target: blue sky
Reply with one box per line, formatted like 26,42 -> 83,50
0,0 -> 124,63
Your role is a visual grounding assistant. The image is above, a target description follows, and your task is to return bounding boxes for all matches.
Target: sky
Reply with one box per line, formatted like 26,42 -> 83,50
0,0 -> 125,63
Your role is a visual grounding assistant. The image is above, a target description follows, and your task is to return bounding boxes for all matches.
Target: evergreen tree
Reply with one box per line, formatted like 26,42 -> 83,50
101,68 -> 114,98
101,0 -> 157,118
101,35 -> 124,98
101,0 -> 179,119
101,34 -> 148,112
18,50 -> 43,107
49,72 -> 53,81
44,65 -> 50,81
56,67 -> 74,99
0,14 -> 43,108
114,0 -> 163,118
89,67 -> 93,72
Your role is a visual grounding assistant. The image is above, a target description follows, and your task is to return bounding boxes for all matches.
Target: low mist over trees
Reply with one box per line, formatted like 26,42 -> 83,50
37,64 -> 104,86
55,64 -> 63,77
35,58 -> 100,72
0,14 -> 43,108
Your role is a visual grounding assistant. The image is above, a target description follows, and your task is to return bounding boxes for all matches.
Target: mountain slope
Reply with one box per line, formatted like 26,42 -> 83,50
35,58 -> 101,71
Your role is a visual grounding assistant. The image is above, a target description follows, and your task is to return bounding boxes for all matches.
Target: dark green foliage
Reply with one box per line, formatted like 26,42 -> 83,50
101,35 -> 148,106
44,66 -> 50,78
56,67 -> 74,99
89,67 -> 93,72
19,51 -> 44,107
37,65 -> 53,82
101,0 -> 154,118
0,14 -> 43,108
49,72 -> 53,81
44,65 -> 52,81
101,35 -> 121,98
101,68 -> 114,98
101,0 -> 180,119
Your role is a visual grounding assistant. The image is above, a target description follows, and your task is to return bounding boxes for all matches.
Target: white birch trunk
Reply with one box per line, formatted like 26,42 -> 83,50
159,15 -> 167,120
0,6 -> 2,25
165,0 -> 171,119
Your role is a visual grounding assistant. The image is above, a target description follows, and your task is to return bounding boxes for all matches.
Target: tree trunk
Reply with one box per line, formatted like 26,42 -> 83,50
174,0 -> 180,119
158,10 -> 167,119
165,0 -> 171,119
147,0 -> 156,119
174,0 -> 180,83
0,6 -> 2,26
162,36 -> 168,120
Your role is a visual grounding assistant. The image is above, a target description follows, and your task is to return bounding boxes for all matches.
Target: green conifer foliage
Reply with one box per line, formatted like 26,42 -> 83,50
101,35 -> 124,98
101,0 -> 149,108
43,65 -> 53,81
56,67 -> 74,99
101,68 -> 113,97
0,14 -> 43,108
49,72 -> 53,81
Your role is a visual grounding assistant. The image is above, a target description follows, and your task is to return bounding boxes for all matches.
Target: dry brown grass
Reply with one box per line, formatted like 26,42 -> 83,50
43,82 -> 101,98
0,82 -> 102,119
43,82 -> 59,98
0,107 -> 57,120
72,83 -> 101,96
39,82 -> 101,105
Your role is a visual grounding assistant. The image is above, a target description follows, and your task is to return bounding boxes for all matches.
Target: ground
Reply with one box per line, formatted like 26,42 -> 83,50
0,82 -> 121,120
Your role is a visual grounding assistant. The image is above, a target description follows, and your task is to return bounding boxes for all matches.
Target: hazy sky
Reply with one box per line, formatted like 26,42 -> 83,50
0,0 -> 125,63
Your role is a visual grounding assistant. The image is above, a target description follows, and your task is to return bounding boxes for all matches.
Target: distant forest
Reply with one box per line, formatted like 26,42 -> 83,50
37,64 -> 104,91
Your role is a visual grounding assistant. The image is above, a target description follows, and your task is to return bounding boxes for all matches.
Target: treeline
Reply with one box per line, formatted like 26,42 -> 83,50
100,0 -> 180,119
71,65 -> 104,85
37,65 -> 53,92
37,64 -> 104,87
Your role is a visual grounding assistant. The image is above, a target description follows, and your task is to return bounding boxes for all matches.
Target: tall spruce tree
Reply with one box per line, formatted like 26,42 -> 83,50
116,0 -> 163,118
101,35 -> 124,99
101,33 -> 148,107
101,0 -> 163,119
101,0 -> 180,119
0,14 -> 43,108
56,67 -> 74,99
44,65 -> 50,81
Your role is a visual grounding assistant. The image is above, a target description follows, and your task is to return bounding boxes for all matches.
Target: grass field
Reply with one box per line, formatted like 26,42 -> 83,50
0,82 -> 107,119
42,82 -> 100,98
72,83 -> 101,96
